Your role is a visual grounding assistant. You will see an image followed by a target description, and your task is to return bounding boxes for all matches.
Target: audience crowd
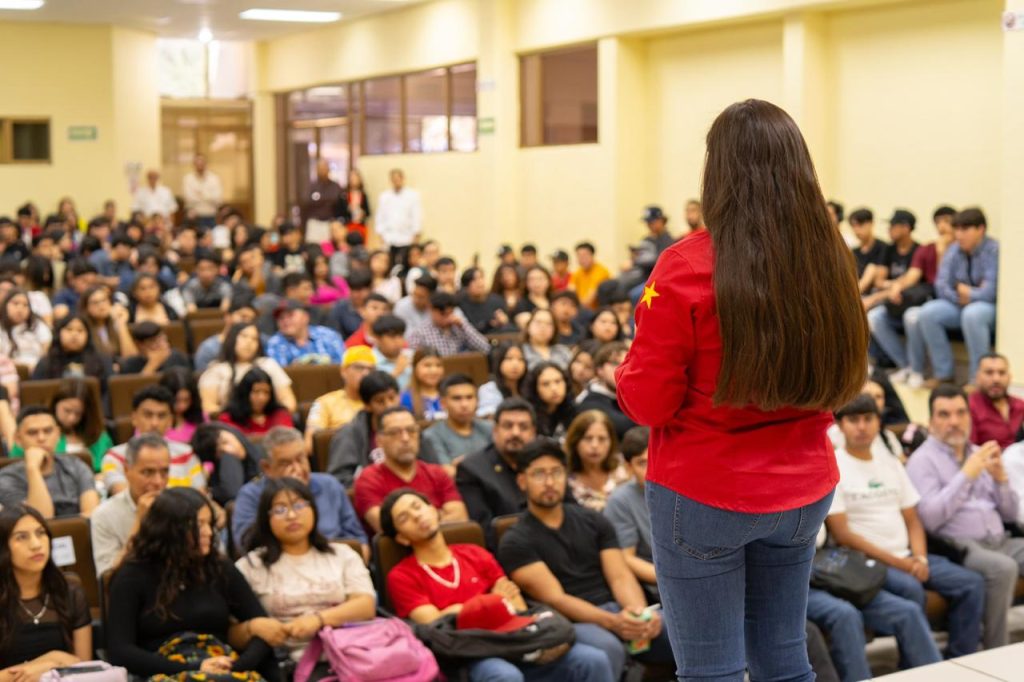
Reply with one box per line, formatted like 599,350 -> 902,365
0,177 -> 1019,682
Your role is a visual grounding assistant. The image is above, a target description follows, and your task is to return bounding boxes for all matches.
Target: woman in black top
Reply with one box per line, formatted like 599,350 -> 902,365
31,315 -> 114,392
0,505 -> 91,679
107,488 -> 275,679
522,361 -> 576,440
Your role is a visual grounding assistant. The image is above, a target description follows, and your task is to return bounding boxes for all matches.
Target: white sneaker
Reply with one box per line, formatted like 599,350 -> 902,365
889,368 -> 911,384
907,372 -> 925,389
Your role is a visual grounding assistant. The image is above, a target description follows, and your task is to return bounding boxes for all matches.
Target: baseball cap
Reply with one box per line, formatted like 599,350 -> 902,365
550,249 -> 569,262
273,299 -> 310,318
497,245 -> 514,258
342,345 -> 377,369
641,206 -> 666,223
888,209 -> 917,230
456,594 -> 537,633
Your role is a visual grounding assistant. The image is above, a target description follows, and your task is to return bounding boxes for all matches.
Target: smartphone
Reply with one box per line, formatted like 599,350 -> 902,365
54,665 -> 108,676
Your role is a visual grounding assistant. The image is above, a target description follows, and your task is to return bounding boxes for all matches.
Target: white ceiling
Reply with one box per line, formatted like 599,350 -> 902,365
0,0 -> 422,41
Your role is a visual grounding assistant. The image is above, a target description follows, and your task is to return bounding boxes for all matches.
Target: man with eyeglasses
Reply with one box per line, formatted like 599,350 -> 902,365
353,406 -> 468,534
304,345 -> 377,454
233,426 -> 367,557
498,438 -> 674,681
575,341 -> 636,440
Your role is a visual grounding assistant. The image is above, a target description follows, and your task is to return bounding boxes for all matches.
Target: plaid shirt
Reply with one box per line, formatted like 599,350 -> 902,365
407,320 -> 490,356
266,325 -> 346,366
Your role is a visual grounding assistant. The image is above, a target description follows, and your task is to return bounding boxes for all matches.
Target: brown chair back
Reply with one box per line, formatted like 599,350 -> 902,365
47,516 -> 99,612
332,539 -> 367,566
373,521 -> 485,609
164,321 -> 188,355
313,429 -> 338,473
491,513 -> 521,548
186,308 -> 225,321
284,364 -> 345,404
187,318 -> 223,350
15,364 -> 30,382
441,352 -> 489,386
20,378 -> 104,435
108,374 -> 161,419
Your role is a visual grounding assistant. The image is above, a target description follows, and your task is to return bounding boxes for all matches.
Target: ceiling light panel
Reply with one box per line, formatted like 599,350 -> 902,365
240,8 -> 342,23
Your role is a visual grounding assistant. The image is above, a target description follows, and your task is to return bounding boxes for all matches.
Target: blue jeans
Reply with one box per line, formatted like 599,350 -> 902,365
882,556 -> 984,658
647,483 -> 834,682
805,589 -> 871,682
868,305 -> 925,370
916,298 -> 996,379
573,603 -> 676,681
860,590 -> 941,669
467,642 -> 615,682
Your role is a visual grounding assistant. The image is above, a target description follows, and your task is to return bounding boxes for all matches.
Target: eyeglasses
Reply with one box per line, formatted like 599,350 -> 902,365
526,467 -> 567,483
381,426 -> 418,437
270,501 -> 311,518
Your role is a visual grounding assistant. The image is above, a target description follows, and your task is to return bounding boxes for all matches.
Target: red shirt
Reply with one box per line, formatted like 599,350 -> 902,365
217,409 -> 293,437
353,460 -> 463,522
344,326 -> 371,349
551,272 -> 571,292
615,230 -> 838,513
969,391 -> 1024,448
910,242 -> 939,285
387,544 -> 505,618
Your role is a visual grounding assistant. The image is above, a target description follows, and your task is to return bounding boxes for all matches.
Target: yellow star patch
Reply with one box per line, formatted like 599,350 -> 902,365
640,281 -> 660,309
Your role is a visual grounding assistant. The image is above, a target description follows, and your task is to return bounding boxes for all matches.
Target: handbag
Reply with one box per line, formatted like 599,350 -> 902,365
146,632 -> 265,682
884,282 -> 934,318
40,662 -> 127,682
810,547 -> 887,609
294,618 -> 439,682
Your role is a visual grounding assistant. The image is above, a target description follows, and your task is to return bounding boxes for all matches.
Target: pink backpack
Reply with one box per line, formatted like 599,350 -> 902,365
294,618 -> 439,682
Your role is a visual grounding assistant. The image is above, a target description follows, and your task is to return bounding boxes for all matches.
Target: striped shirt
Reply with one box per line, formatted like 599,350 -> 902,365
101,439 -> 205,491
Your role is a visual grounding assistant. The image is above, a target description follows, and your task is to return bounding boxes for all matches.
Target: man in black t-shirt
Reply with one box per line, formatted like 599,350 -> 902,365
862,209 -> 919,312
849,208 -> 888,294
498,439 -> 674,680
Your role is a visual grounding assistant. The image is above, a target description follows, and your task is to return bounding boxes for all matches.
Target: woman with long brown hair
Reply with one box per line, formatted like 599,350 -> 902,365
617,99 -> 868,680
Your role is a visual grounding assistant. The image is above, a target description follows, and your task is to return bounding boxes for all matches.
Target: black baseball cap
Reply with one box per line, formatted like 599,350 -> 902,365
550,250 -> 569,262
641,206 -> 666,222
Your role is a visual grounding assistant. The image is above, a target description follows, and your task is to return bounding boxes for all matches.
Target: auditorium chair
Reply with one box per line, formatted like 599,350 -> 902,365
186,317 -> 223,351
48,515 -> 100,617
21,377 -> 105,428
441,352 -> 489,386
333,538 -> 367,566
373,520 -> 485,611
313,429 -> 338,473
164,320 -> 188,356
185,308 -> 223,321
284,364 -> 345,406
108,374 -> 160,418
491,513 -> 521,547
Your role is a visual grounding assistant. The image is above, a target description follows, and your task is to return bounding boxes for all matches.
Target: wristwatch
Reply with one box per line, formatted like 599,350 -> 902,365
913,555 -> 929,565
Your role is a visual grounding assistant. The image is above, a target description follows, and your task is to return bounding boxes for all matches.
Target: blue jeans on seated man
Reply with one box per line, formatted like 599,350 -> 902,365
571,603 -> 676,682
468,642 -> 615,682
647,483 -> 833,682
882,555 -> 984,658
868,305 -> 926,371
806,589 -> 871,682
914,298 -> 995,380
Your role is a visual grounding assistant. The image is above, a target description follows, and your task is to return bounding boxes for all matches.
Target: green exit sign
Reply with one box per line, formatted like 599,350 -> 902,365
68,125 -> 97,141
478,117 -> 495,135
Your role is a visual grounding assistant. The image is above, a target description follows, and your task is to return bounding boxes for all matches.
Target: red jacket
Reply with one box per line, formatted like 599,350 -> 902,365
615,230 -> 838,513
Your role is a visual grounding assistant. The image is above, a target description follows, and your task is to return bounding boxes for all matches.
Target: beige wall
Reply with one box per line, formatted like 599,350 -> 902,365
0,23 -> 158,220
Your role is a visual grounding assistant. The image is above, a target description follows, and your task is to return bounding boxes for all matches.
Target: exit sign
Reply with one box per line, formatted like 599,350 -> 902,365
68,125 -> 97,141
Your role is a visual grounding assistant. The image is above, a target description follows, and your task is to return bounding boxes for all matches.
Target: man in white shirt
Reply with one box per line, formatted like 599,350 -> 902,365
375,168 -> 421,264
132,170 -> 178,219
826,394 -> 984,660
182,153 -> 223,227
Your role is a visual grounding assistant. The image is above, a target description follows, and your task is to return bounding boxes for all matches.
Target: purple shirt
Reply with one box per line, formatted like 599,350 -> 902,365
905,436 -> 1018,541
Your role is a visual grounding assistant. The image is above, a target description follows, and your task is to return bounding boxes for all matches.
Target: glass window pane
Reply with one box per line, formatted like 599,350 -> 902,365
288,85 -> 348,121
364,76 -> 402,155
286,128 -> 317,212
319,125 -> 350,178
520,44 -> 597,147
405,68 -> 448,153
11,122 -> 50,161
450,63 -> 477,152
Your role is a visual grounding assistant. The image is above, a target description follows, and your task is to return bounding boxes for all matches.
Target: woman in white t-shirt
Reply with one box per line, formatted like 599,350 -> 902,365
235,477 -> 376,668
199,322 -> 297,415
0,287 -> 52,371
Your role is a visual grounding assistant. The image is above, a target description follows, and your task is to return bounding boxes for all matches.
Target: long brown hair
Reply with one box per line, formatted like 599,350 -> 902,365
702,100 -> 867,411
564,410 -> 620,473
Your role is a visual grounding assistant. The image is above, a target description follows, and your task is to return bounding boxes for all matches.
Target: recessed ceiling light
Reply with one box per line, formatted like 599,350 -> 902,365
240,8 -> 341,23
0,0 -> 45,10
198,26 -> 213,43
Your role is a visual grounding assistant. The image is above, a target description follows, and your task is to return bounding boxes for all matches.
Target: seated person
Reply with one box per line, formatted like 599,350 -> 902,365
498,439 -> 673,680
193,295 -> 258,373
91,433 -> 170,576
235,478 -> 376,667
0,407 -> 99,518
476,344 -> 528,418
189,423 -> 262,505
604,426 -> 656,594
422,374 -> 493,475
119,321 -> 191,375
828,378 -> 906,461
407,292 -> 491,357
371,315 -> 413,390
914,208 -> 998,384
860,210 -> 919,312
233,426 -> 366,557
330,270 -> 372,340
266,300 -> 345,367
326,371 -> 401,487
574,342 -> 636,440
304,345 -> 375,454
217,367 -> 295,437
970,353 -> 1024,447
907,385 -> 1023,650
199,321 -> 297,415
550,291 -> 585,346
456,398 -> 538,548
343,293 -> 391,349
393,274 -> 436,334
353,407 -> 467,535
849,208 -> 887,296
826,395 -> 982,662
107,488 -> 276,679
456,267 -> 514,334
399,349 -> 446,423
0,505 -> 92,677
101,385 -> 204,496
181,248 -> 233,313
565,411 -> 629,512
381,489 -> 613,682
